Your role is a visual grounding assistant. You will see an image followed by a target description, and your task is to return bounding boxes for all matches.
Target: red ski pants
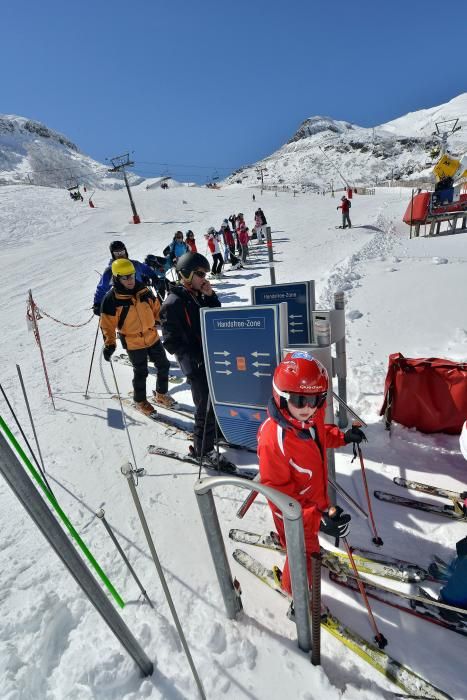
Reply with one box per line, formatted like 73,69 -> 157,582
271,506 -> 320,595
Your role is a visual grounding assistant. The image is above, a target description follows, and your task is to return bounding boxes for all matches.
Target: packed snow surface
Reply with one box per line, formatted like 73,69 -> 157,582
0,182 -> 466,699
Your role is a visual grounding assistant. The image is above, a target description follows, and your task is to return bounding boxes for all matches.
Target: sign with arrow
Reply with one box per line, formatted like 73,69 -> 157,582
200,304 -> 288,449
251,281 -> 315,346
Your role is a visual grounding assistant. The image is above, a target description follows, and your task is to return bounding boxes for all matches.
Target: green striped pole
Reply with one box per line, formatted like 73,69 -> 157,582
0,415 -> 124,608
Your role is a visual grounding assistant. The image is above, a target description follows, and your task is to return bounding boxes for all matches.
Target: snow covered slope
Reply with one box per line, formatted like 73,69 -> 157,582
1,183 -> 466,699
227,93 -> 467,189
0,115 -> 143,189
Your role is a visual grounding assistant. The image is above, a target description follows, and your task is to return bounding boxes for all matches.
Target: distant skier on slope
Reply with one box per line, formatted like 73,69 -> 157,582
258,351 -> 365,594
337,195 -> 352,228
100,258 -> 176,414
93,240 -> 161,315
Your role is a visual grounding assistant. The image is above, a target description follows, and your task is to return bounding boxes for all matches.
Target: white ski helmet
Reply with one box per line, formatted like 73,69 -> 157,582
460,421 -> 467,460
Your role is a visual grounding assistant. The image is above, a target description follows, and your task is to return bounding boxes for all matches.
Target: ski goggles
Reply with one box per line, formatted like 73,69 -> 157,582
287,391 -> 327,409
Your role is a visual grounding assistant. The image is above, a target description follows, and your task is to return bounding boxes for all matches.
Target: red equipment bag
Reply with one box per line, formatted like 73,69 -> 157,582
380,353 -> 467,434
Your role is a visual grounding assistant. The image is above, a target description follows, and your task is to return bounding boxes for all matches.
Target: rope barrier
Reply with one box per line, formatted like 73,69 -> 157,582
35,306 -> 94,328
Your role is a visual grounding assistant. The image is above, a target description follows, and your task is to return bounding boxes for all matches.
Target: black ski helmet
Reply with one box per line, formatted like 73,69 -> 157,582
176,252 -> 210,281
144,254 -> 166,270
109,240 -> 128,259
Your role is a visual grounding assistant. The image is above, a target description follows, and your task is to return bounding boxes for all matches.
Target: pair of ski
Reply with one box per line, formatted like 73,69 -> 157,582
112,396 -> 258,480
229,528 -> 467,638
231,545 -> 451,699
375,477 -> 467,522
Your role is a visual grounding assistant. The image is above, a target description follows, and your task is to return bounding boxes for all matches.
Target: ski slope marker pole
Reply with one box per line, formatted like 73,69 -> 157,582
342,536 -> 387,649
84,320 -> 100,399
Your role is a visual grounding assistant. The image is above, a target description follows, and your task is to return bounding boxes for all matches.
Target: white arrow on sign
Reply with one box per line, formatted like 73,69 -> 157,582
214,351 -> 230,357
215,360 -> 231,366
289,329 -> 304,334
251,351 -> 270,358
289,314 -> 303,319
216,369 -> 232,375
289,321 -> 304,327
252,361 -> 270,367
253,371 -> 272,378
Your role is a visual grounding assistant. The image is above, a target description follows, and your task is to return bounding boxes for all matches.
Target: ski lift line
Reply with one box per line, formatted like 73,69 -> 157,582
318,146 -> 349,187
134,161 -> 234,170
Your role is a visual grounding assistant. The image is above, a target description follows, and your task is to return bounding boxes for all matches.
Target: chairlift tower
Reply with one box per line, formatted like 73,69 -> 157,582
107,153 -> 141,224
432,118 -> 462,157
256,166 -> 268,194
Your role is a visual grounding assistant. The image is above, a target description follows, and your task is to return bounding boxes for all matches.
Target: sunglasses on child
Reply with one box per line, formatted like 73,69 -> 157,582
288,392 -> 327,409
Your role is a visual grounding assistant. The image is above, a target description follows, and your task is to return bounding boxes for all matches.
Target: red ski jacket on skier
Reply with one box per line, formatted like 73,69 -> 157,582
338,197 -> 351,213
258,398 -> 345,534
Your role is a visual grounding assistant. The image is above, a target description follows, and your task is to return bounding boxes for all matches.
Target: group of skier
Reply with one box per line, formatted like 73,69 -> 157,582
91,209 -> 466,616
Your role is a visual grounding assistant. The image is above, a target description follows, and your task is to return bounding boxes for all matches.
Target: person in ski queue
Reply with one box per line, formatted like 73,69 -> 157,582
93,241 -> 161,315
220,220 -> 242,269
185,230 -> 197,253
337,196 -> 351,229
143,254 -> 170,301
254,211 -> 265,243
255,207 -> 267,226
236,214 -> 250,263
252,193 -> 256,201
166,231 -> 189,267
100,258 -> 175,414
258,351 -> 366,595
160,252 -> 225,464
206,226 -> 224,278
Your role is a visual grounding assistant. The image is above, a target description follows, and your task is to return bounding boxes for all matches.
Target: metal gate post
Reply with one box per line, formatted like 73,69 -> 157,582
315,319 -> 337,505
196,487 -> 243,619
195,475 -> 312,653
0,429 -> 153,677
334,292 -> 348,428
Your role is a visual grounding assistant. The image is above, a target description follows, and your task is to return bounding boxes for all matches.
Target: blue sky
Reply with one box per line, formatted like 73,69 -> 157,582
3,0 -> 465,182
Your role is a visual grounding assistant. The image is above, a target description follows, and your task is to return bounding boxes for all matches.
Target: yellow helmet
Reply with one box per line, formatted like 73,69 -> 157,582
111,258 -> 136,276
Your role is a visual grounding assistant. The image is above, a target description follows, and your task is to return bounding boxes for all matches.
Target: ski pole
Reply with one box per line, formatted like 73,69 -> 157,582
121,463 -> 206,699
96,509 -> 154,609
109,359 -> 140,473
197,394 -> 211,480
16,364 -> 46,474
0,383 -> 54,496
331,392 -> 367,427
354,443 -> 383,546
84,320 -> 100,399
342,536 -> 387,649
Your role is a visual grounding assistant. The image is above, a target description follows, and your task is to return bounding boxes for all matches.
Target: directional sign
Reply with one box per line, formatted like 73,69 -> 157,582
252,281 -> 315,346
200,304 -> 288,449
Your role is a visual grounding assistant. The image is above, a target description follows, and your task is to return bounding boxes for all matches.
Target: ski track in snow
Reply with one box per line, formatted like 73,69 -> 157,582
0,183 -> 466,699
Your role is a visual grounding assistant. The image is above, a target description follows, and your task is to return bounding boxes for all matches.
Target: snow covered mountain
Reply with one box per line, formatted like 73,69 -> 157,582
0,115 -> 143,189
227,93 -> 467,190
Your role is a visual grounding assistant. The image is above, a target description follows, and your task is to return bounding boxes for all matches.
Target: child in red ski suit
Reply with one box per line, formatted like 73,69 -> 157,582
258,351 -> 364,594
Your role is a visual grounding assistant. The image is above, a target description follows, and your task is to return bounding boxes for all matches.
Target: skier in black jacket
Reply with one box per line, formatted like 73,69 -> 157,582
160,252 -> 222,461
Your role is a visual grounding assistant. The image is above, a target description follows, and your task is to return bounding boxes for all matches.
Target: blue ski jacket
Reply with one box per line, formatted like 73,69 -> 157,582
94,258 -> 162,308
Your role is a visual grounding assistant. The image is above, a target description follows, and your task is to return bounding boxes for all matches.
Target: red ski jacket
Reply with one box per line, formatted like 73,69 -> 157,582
258,399 -> 345,533
338,198 -> 350,213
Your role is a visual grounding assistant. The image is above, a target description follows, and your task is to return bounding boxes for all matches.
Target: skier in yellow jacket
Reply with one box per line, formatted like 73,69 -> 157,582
100,258 -> 175,415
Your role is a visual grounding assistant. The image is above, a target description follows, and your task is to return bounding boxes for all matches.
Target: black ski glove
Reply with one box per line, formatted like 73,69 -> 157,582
93,303 -> 101,316
344,426 -> 367,444
320,505 -> 351,539
103,345 -> 116,362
